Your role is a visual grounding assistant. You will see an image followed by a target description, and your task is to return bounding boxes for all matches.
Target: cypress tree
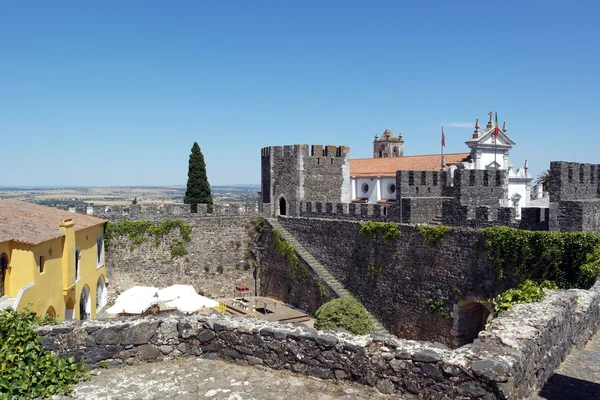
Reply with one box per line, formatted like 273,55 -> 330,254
184,142 -> 213,212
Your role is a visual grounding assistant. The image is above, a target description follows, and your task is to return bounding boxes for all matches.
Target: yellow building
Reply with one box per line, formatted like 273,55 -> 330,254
0,199 -> 108,320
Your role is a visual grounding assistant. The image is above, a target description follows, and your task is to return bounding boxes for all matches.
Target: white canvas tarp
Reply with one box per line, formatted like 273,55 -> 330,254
106,286 -> 159,315
165,294 -> 219,314
157,284 -> 197,302
105,285 -> 218,315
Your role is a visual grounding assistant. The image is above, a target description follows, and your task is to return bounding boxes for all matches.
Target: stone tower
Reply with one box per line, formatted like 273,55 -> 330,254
373,129 -> 404,158
260,144 -> 351,216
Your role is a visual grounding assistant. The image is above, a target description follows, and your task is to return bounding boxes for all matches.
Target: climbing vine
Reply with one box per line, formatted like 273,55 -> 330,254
272,228 -> 300,281
359,222 -> 401,280
425,297 -> 450,318
492,280 -> 558,317
417,225 -> 451,250
365,257 -> 383,280
481,226 -> 600,288
105,219 -> 192,249
359,221 -> 401,243
170,239 -> 188,258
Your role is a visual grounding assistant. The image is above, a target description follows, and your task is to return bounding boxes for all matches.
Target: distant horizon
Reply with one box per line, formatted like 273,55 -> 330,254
0,184 -> 261,190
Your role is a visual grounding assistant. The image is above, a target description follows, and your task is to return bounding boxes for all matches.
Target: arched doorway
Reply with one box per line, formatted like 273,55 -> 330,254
0,253 -> 8,297
279,197 -> 287,216
451,301 -> 491,347
46,306 -> 56,319
96,276 -> 107,311
65,297 -> 75,320
79,285 -> 91,320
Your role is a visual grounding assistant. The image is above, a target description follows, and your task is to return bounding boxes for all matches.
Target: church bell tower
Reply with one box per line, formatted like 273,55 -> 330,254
373,129 -> 404,158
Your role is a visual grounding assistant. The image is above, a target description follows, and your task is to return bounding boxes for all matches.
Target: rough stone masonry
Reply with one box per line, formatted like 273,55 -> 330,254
39,279 -> 600,399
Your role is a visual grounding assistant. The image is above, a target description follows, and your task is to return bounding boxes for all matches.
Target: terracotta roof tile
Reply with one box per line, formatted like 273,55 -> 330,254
0,199 -> 107,245
350,153 -> 471,177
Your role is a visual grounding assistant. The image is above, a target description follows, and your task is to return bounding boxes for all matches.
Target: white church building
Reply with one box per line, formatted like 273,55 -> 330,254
349,112 -> 533,218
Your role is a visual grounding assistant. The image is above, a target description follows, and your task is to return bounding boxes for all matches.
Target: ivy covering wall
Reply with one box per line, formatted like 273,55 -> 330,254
104,219 -> 192,258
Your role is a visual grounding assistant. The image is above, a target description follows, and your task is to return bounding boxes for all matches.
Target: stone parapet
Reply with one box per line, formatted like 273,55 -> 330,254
38,280 -> 600,399
57,204 -> 260,222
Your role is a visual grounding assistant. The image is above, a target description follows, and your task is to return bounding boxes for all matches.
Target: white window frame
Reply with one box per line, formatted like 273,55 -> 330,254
75,246 -> 81,282
96,234 -> 105,269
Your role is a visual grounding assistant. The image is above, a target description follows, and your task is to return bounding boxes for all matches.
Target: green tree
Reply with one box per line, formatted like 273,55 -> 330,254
314,297 -> 374,335
184,142 -> 213,212
534,169 -> 550,197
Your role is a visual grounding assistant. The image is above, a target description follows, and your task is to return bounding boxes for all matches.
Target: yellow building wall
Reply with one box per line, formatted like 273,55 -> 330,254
74,225 -> 106,320
3,223 -> 107,321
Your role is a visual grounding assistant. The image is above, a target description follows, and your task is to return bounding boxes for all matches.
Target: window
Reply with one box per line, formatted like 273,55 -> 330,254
362,183 -> 369,193
96,235 -> 105,268
75,247 -> 81,281
39,256 -> 45,273
388,184 -> 396,194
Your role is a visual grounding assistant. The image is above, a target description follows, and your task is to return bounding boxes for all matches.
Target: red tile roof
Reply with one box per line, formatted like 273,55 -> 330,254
350,153 -> 471,177
0,199 -> 107,245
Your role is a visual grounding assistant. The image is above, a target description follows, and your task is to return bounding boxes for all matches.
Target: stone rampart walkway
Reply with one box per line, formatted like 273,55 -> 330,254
529,330 -> 600,399
53,356 -> 394,400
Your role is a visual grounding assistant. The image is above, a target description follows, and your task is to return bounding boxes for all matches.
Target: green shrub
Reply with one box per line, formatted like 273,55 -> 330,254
359,221 -> 401,243
0,308 -> 88,399
492,280 -> 558,317
314,297 -> 373,335
579,246 -> 600,288
417,225 -> 451,250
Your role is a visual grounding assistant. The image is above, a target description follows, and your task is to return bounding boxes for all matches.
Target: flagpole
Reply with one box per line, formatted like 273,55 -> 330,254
494,112 -> 498,171
441,127 -> 445,171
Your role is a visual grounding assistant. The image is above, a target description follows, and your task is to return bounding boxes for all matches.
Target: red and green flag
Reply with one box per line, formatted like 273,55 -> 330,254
494,112 -> 500,137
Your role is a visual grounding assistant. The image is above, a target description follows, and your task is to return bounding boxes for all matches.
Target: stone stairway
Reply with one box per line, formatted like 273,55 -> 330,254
430,215 -> 443,225
266,218 -> 389,335
0,295 -> 16,310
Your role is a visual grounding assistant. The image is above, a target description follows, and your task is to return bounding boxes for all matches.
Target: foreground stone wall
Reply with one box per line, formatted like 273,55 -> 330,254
275,216 -> 511,345
106,216 -> 256,298
38,281 -> 600,399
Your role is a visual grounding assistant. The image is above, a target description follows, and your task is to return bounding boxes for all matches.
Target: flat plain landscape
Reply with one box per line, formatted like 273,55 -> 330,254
0,185 -> 260,207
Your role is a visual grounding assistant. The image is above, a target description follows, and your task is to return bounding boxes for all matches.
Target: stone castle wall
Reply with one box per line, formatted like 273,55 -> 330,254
106,216 -> 256,298
59,203 -> 257,222
274,217 -> 514,346
59,204 -> 260,298
38,280 -> 600,399
258,225 -> 337,315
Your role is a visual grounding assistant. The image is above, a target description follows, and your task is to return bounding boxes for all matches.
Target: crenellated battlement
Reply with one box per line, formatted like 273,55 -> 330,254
261,144 -> 349,159
550,161 -> 600,202
299,201 -> 394,221
57,203 -> 260,222
395,170 -> 451,198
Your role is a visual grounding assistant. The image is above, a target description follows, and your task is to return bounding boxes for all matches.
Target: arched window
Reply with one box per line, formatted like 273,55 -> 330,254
79,285 -> 91,320
0,253 -> 8,297
393,147 -> 399,156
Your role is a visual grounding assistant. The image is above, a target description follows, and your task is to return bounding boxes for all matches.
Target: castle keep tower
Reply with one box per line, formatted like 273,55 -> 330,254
261,144 -> 351,216
373,129 -> 404,158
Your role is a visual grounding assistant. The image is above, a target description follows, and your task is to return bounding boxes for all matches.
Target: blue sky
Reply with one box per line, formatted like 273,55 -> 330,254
1,1 -> 598,186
